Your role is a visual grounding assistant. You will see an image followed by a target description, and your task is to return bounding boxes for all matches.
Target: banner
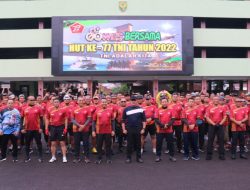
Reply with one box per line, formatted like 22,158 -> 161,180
52,16 -> 193,76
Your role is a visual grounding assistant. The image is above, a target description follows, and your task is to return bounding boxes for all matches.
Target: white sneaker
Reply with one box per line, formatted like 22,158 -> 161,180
63,157 -> 67,163
164,149 -> 169,154
49,157 -> 56,163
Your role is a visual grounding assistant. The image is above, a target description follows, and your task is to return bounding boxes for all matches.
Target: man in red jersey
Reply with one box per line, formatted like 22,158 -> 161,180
110,95 -> 119,140
92,98 -> 115,164
154,97 -> 176,162
116,97 -> 127,152
218,97 -> 231,150
229,98 -> 248,159
71,96 -> 91,163
36,95 -> 48,146
86,95 -> 98,153
246,94 -> 250,143
194,96 -> 206,152
0,96 -> 8,112
18,94 -> 26,107
168,93 -> 183,153
21,96 -> 43,162
61,95 -> 75,152
205,96 -> 227,160
181,98 -> 200,161
141,95 -> 157,154
45,98 -> 68,163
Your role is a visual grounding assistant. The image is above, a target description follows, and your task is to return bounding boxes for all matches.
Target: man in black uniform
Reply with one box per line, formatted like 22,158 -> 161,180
122,95 -> 146,163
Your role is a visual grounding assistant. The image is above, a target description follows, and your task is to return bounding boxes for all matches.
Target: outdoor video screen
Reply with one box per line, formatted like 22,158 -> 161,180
52,16 -> 193,76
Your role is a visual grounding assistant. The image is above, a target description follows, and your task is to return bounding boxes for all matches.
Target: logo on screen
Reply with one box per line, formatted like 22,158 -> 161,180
70,23 -> 84,33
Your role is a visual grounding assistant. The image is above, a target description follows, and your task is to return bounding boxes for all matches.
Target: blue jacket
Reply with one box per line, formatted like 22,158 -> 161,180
0,108 -> 21,135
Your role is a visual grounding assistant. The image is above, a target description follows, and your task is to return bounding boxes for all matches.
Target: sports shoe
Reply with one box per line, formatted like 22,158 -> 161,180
49,157 -> 57,163
125,158 -> 131,164
198,149 -> 205,153
178,149 -> 185,154
13,159 -> 18,163
84,158 -> 91,164
136,158 -> 143,163
240,154 -> 247,159
155,156 -> 162,162
24,158 -> 31,163
95,159 -> 102,164
191,156 -> 200,161
106,160 -> 112,164
169,156 -> 177,162
63,157 -> 68,163
73,158 -> 81,163
183,156 -> 189,161
164,150 -> 169,154
0,158 -> 7,162
38,158 -> 43,163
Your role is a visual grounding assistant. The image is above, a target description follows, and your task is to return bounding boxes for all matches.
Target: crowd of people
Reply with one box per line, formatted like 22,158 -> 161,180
0,90 -> 250,164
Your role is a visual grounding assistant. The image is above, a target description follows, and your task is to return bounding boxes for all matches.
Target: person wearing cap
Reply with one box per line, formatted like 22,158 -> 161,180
45,98 -> 68,163
229,98 -> 248,159
122,95 -> 146,163
136,94 -> 144,107
205,96 -> 227,160
141,95 -> 157,154
0,99 -> 21,162
154,97 -> 176,162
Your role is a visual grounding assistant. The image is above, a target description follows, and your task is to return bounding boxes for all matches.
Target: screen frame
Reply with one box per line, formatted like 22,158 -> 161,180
52,16 -> 193,76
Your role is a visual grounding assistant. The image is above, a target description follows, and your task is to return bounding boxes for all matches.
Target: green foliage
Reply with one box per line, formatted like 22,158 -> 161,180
112,83 -> 129,94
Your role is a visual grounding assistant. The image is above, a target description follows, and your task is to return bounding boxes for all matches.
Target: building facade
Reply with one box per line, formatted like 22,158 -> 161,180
0,0 -> 250,96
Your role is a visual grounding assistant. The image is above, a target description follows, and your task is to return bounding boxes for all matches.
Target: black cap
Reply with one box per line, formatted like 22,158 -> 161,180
130,95 -> 137,101
137,95 -> 143,100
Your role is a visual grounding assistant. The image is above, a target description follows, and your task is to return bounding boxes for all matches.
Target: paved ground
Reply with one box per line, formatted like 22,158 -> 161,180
0,142 -> 250,190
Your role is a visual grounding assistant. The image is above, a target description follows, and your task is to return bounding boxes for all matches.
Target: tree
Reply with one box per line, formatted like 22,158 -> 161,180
112,83 -> 130,94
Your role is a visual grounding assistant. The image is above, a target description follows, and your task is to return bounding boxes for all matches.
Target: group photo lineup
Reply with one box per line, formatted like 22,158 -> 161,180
0,0 -> 250,190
